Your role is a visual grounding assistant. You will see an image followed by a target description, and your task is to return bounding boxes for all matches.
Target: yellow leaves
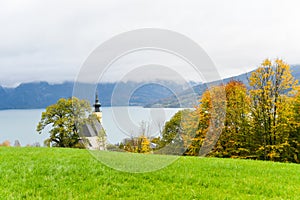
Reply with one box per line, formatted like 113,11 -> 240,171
262,59 -> 272,66
249,75 -> 256,87
268,151 -> 279,160
140,135 -> 151,153
262,58 -> 288,70
275,58 -> 284,67
250,58 -> 296,96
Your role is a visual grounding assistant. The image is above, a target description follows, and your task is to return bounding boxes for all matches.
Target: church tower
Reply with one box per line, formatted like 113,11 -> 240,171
80,92 -> 106,150
93,93 -> 102,124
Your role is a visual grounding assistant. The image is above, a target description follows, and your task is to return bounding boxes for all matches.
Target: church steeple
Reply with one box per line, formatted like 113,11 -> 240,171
93,93 -> 102,123
94,93 -> 101,112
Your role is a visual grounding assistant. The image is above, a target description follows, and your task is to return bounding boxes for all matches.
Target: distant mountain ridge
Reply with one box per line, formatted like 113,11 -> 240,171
0,81 -> 187,110
1,65 -> 299,109
146,65 -> 300,108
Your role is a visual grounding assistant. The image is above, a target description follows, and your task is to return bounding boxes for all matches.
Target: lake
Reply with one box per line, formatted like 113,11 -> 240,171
0,107 -> 183,146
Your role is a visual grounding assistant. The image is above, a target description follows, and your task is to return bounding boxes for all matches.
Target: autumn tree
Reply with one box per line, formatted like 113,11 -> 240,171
224,81 -> 251,156
183,90 -> 212,156
198,85 -> 227,156
289,86 -> 300,162
36,97 -> 91,148
249,59 -> 297,161
185,81 -> 251,158
209,81 -> 251,158
182,84 -> 226,157
122,135 -> 151,153
121,121 -> 152,153
138,135 -> 151,153
0,140 -> 10,147
123,137 -> 135,152
157,85 -> 226,157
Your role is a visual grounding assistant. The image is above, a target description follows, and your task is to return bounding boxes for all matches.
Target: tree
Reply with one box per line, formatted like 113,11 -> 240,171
249,59 -> 297,160
183,91 -> 212,156
159,110 -> 184,148
158,86 -> 226,157
185,85 -> 226,157
158,109 -> 192,155
36,97 -> 91,148
122,135 -> 151,153
289,86 -> 300,162
209,81 -> 251,158
0,140 -> 10,147
138,135 -> 151,153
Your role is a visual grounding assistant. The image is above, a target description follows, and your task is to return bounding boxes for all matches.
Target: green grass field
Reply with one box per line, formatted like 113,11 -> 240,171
0,147 -> 299,199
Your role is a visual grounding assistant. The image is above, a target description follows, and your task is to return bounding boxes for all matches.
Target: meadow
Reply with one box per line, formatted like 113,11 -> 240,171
0,147 -> 299,199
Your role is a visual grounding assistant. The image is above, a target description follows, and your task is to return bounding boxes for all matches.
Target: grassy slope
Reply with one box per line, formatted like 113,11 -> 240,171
0,147 -> 299,200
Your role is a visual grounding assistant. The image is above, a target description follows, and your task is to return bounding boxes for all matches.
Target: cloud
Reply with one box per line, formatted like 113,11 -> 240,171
0,0 -> 300,87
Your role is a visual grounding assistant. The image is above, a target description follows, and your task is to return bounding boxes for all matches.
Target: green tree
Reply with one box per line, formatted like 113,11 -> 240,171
123,138 -> 135,152
158,109 -> 192,155
249,59 -> 297,161
37,97 -> 91,148
160,110 -> 183,147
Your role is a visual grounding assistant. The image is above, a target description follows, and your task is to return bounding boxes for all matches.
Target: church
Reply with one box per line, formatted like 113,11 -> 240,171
80,94 -> 107,150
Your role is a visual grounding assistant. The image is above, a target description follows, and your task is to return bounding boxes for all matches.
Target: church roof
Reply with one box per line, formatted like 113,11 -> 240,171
80,119 -> 103,137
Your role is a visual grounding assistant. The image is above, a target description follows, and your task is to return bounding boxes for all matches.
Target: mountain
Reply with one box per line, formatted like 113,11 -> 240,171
1,65 -> 299,109
0,81 -> 187,109
146,65 -> 300,108
0,86 -> 8,108
291,65 -> 300,79
1,82 -> 74,109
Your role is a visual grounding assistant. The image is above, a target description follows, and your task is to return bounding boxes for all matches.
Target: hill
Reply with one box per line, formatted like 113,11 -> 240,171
0,147 -> 299,199
147,65 -> 300,107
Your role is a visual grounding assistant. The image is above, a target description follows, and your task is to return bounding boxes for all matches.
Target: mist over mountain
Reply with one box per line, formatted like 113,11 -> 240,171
0,66 -> 298,109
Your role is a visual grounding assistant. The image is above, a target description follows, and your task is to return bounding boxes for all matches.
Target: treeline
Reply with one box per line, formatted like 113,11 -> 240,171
157,59 -> 300,163
118,136 -> 152,153
0,140 -> 41,147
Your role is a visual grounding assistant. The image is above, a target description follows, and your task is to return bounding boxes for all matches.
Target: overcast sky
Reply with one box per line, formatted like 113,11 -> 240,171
0,0 -> 300,87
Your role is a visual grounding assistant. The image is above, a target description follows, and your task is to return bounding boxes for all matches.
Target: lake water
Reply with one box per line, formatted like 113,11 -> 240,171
0,107 -> 183,146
